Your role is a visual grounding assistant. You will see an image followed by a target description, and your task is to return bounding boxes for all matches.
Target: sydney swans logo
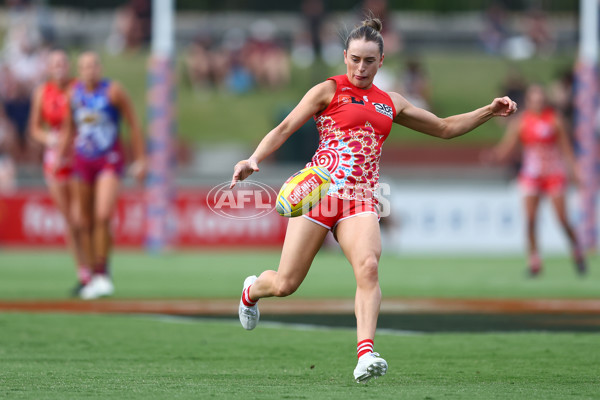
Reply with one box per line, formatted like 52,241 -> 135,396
207,180 -> 277,220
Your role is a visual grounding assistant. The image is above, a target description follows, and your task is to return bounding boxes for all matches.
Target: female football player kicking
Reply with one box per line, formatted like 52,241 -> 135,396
231,17 -> 517,383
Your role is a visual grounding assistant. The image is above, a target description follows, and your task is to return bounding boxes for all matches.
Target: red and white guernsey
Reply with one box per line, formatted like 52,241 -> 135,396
306,74 -> 396,204
519,108 -> 566,178
40,80 -> 73,176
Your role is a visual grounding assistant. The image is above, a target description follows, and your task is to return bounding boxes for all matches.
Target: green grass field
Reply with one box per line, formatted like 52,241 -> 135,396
1,250 -> 598,399
1,313 -> 598,400
0,249 -> 597,299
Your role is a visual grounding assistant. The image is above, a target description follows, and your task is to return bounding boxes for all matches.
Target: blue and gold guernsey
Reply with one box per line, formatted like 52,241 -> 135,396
72,79 -> 121,159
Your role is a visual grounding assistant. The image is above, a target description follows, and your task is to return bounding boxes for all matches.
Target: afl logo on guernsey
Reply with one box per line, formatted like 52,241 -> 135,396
374,102 -> 394,119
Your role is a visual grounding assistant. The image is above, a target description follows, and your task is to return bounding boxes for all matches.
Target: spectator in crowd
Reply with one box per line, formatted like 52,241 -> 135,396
398,59 -> 431,111
301,0 -> 326,62
184,34 -> 230,92
245,20 -> 290,89
0,106 -> 17,193
1,21 -> 47,164
500,67 -> 527,115
184,25 -> 291,94
480,1 -> 508,54
525,6 -> 554,55
106,0 -> 152,54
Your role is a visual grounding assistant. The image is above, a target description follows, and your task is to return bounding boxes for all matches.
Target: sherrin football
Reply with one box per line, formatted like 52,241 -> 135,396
276,166 -> 331,217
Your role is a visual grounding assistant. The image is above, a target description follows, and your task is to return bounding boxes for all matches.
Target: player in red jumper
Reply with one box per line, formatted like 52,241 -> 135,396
232,17 -> 517,383
489,84 -> 586,276
29,50 -> 87,294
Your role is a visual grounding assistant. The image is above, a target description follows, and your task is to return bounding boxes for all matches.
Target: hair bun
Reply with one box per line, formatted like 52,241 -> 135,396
362,17 -> 383,33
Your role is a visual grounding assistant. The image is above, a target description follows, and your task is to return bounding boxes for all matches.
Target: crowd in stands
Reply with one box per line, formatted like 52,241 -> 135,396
184,19 -> 290,94
480,1 -> 556,58
0,0 -> 49,192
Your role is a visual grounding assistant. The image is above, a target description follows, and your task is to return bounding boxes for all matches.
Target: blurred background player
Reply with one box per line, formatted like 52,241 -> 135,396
1,21 -> 47,165
29,49 -> 87,295
231,17 -> 516,383
487,84 -> 586,277
59,51 -> 147,300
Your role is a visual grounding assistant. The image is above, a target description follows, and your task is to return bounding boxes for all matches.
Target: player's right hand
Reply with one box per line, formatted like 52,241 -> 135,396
230,159 -> 259,189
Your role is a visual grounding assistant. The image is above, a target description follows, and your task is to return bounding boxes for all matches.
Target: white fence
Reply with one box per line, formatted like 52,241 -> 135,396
385,181 -> 586,255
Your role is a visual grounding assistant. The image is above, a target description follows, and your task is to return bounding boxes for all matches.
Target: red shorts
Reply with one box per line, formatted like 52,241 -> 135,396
44,163 -> 74,183
519,174 -> 566,196
303,195 -> 379,231
74,144 -> 124,184
43,148 -> 74,183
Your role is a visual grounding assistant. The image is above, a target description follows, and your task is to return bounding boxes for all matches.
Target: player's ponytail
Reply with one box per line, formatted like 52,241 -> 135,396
345,16 -> 384,55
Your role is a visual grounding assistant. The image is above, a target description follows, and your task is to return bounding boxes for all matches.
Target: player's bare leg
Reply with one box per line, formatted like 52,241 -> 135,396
337,214 -> 381,341
336,214 -> 387,383
75,179 -> 95,274
93,171 -> 120,275
80,172 -> 119,299
524,194 -> 542,276
239,217 -> 328,330
550,194 -> 587,275
251,217 -> 328,298
66,179 -> 85,269
48,178 -> 87,292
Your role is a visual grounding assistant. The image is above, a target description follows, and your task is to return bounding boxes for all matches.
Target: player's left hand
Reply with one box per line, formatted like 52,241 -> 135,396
129,158 -> 148,185
490,96 -> 518,117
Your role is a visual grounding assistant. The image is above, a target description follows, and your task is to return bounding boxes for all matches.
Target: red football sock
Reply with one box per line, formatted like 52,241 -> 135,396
95,259 -> 109,276
78,266 -> 92,285
357,339 -> 374,359
529,253 -> 541,271
242,285 -> 257,307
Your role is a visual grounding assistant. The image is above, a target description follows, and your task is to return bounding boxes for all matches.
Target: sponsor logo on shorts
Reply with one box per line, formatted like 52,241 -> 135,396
207,180 -> 277,220
373,102 -> 394,119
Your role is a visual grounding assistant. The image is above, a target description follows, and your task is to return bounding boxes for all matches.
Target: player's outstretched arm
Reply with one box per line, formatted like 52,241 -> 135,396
110,81 -> 147,184
230,80 -> 335,188
391,92 -> 517,140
